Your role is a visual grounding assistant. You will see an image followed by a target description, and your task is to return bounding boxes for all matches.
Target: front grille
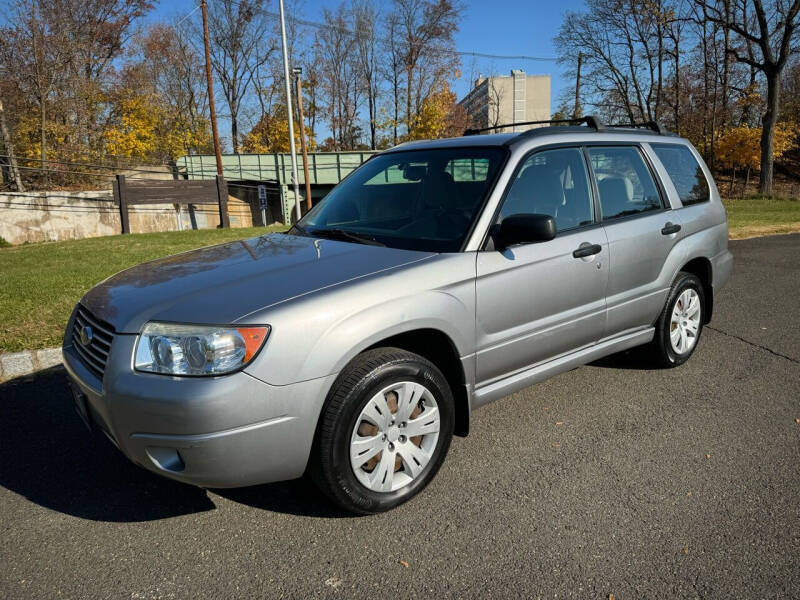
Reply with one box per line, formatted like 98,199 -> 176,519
70,305 -> 115,379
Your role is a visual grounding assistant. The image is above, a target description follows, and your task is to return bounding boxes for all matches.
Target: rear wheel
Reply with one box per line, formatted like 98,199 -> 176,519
310,347 -> 454,514
650,271 -> 705,368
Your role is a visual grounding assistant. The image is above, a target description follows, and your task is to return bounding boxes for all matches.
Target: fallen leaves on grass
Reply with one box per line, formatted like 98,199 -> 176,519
398,560 -> 409,568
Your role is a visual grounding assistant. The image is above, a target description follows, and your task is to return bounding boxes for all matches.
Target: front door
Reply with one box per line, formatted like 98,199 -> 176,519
475,147 -> 608,387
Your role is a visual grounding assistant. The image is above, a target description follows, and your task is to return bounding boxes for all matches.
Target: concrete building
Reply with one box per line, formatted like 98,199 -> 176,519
459,70 -> 551,133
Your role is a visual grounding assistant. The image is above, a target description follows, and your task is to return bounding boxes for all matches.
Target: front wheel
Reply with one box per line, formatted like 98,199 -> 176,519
650,271 -> 705,368
310,347 -> 454,514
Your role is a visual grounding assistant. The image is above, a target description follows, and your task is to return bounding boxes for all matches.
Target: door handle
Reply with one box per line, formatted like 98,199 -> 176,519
572,243 -> 602,258
661,222 -> 681,235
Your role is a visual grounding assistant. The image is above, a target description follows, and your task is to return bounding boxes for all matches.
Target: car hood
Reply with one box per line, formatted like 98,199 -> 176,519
82,233 -> 435,333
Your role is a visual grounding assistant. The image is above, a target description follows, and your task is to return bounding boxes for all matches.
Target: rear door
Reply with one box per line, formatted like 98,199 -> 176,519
475,147 -> 608,387
586,145 -> 683,337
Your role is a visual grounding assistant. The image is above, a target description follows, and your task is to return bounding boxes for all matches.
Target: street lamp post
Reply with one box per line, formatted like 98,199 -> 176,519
278,0 -> 302,222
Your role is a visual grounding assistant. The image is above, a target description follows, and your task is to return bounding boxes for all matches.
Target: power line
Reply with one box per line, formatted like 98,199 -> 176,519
261,10 -> 557,62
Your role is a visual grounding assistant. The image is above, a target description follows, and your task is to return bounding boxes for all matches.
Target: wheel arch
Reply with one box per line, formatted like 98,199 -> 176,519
363,329 -> 470,437
679,256 -> 713,323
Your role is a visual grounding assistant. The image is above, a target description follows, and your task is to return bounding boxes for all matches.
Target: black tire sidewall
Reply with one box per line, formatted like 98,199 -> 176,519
657,273 -> 705,366
321,353 -> 454,513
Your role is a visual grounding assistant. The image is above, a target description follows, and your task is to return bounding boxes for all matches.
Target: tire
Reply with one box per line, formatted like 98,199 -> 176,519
309,347 -> 454,514
649,271 -> 706,368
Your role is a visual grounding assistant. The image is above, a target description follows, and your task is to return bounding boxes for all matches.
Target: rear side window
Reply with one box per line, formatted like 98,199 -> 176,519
651,143 -> 710,206
587,146 -> 662,220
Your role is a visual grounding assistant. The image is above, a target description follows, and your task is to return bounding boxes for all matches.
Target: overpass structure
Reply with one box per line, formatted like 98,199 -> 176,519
176,151 -> 377,224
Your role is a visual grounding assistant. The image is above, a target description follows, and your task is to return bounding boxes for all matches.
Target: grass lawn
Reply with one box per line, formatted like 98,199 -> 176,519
723,196 -> 800,239
0,226 -> 287,353
1,197 -> 799,353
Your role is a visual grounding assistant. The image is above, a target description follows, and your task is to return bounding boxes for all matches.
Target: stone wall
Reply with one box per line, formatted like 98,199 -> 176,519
0,190 -> 255,245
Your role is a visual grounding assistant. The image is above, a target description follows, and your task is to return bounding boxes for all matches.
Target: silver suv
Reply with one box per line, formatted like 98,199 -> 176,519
63,118 -> 733,513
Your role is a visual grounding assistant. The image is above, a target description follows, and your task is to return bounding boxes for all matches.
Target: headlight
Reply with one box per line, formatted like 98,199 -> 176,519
134,322 -> 270,376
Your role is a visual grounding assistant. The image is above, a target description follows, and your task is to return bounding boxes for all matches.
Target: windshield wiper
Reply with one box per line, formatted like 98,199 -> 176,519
288,223 -> 308,236
309,228 -> 386,247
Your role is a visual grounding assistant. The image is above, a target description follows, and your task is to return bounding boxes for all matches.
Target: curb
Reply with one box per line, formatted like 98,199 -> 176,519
0,348 -> 62,382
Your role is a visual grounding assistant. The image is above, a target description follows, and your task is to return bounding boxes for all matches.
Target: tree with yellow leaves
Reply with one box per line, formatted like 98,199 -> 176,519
241,104 -> 315,153
715,124 -> 797,195
407,85 -> 470,141
104,93 -> 211,161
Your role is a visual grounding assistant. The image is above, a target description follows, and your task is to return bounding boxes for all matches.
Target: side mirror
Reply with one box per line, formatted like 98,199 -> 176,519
495,213 -> 557,250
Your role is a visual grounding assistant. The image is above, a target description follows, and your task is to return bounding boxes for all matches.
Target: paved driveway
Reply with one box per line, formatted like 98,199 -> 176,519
1,234 -> 798,599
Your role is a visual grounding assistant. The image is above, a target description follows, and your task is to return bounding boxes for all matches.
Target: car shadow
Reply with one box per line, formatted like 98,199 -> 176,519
589,348 -> 657,371
214,479 -> 355,519
0,367 -> 215,522
0,366 -> 348,521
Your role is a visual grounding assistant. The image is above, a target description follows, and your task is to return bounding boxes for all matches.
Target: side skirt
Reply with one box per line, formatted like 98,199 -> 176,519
471,327 -> 654,409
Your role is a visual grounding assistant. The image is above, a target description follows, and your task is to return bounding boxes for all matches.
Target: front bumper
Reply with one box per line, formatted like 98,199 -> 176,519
63,330 -> 337,488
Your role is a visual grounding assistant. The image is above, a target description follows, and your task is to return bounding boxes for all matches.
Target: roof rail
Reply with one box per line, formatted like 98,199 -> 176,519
606,121 -> 668,135
463,115 -> 603,136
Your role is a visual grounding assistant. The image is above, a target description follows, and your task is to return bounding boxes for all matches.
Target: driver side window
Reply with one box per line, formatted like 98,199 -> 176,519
500,148 -> 594,232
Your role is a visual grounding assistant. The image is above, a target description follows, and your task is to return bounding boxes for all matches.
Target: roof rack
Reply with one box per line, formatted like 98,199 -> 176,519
463,115 -> 603,136
606,121 -> 668,134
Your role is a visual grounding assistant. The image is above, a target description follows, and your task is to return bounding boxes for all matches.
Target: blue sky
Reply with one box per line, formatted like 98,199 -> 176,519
150,0 -> 585,143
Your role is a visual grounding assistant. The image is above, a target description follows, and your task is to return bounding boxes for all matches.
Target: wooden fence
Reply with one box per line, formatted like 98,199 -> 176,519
113,174 -> 230,234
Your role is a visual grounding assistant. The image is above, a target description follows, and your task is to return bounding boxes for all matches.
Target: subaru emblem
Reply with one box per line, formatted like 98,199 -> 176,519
80,325 -> 94,346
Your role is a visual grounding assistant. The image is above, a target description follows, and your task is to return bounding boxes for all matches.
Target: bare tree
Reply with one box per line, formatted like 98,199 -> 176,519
699,0 -> 800,194
381,11 -> 405,145
315,5 -> 362,149
392,0 -> 460,135
353,0 -> 382,149
486,75 -> 505,130
0,0 -> 66,183
202,0 -> 274,153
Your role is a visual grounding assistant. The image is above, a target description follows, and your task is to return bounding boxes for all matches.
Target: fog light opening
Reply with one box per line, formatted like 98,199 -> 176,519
146,447 -> 186,473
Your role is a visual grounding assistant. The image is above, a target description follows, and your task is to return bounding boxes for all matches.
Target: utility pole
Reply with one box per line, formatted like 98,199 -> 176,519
293,67 -> 313,212
573,52 -> 583,119
201,0 -> 223,176
278,0 -> 302,222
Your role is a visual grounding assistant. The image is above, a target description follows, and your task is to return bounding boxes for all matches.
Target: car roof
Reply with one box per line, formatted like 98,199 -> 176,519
384,125 -> 685,154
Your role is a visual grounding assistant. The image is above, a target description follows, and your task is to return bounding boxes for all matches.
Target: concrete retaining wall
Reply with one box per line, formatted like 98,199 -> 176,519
1,190 -> 255,245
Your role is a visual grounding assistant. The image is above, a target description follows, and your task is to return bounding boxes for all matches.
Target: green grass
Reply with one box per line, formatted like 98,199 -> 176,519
724,196 -> 800,238
0,226 -> 287,353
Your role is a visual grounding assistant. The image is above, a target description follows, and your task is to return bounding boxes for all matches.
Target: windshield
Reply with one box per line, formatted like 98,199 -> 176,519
296,147 -> 507,252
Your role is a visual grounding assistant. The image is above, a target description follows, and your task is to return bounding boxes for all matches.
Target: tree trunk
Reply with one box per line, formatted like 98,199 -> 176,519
41,99 -> 48,186
759,73 -> 780,196
573,52 -> 582,118
231,117 -> 239,154
0,99 -> 25,192
406,63 -> 413,136
745,166 -> 751,197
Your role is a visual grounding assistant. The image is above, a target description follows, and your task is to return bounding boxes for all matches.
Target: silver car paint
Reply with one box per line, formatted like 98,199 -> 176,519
64,129 -> 733,488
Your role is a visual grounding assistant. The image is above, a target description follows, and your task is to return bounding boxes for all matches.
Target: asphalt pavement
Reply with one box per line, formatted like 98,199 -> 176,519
1,234 -> 798,599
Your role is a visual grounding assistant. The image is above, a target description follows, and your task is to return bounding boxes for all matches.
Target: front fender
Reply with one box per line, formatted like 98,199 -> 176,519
304,289 -> 474,381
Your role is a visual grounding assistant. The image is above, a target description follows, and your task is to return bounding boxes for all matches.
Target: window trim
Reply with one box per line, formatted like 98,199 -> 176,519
649,142 -> 711,207
583,143 -> 670,223
480,143 -> 602,251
